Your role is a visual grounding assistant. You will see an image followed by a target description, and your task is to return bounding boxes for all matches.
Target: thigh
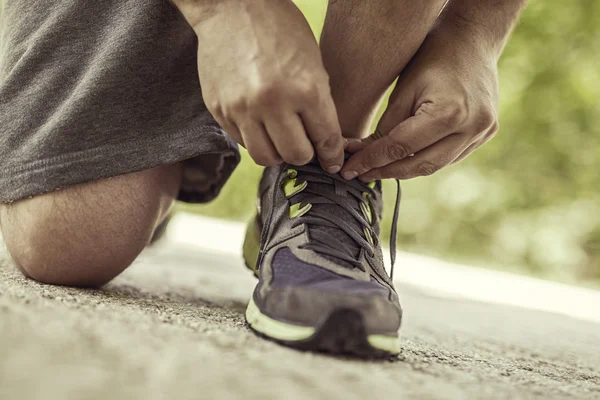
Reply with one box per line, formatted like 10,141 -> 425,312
0,163 -> 183,287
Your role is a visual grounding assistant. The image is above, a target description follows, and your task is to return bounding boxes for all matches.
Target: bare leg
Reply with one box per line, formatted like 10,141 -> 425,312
0,163 -> 183,287
321,0 -> 448,138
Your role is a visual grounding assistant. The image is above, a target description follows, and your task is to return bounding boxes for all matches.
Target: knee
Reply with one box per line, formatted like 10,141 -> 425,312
0,169 -> 176,287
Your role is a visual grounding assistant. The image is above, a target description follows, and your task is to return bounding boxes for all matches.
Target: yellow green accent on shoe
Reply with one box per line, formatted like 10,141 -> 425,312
243,217 -> 261,276
283,175 -> 308,198
289,202 -> 312,218
246,297 -> 316,341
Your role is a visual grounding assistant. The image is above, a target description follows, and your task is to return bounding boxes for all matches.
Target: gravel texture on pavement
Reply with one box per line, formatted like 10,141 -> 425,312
1,241 -> 599,400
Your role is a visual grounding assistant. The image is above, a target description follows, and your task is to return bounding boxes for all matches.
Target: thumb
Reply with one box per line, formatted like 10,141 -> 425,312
342,106 -> 453,178
346,82 -> 415,153
376,83 -> 414,137
344,83 -> 414,156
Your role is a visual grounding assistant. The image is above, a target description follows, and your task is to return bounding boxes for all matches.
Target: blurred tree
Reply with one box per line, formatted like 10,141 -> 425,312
3,0 -> 596,282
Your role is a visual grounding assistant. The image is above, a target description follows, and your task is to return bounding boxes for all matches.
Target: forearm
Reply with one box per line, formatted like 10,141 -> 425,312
433,0 -> 527,61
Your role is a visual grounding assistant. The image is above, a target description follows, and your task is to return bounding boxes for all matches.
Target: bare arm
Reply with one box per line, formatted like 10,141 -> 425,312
171,0 -> 346,172
343,0 -> 528,181
319,0 -> 448,138
439,0 -> 528,59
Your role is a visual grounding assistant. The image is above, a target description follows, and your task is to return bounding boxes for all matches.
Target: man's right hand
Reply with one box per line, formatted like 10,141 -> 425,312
175,0 -> 345,172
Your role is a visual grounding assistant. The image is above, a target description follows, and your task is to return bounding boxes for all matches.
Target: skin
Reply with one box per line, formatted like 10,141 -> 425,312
0,164 -> 182,286
178,0 -> 346,173
320,0 -> 449,139
1,0 -> 526,286
177,0 -> 526,181
341,0 -> 528,181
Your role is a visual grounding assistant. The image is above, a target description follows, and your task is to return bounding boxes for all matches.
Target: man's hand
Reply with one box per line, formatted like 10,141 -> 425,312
341,0 -> 526,181
342,36 -> 499,181
175,0 -> 345,172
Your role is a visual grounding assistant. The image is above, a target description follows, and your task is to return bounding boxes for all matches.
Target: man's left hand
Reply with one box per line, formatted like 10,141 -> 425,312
342,34 -> 500,181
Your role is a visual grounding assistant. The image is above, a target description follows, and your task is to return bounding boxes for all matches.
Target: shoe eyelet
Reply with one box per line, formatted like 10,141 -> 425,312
289,202 -> 312,218
282,169 -> 307,198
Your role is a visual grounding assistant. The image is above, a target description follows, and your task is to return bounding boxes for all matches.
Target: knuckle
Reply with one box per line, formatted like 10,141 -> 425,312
416,161 -> 440,177
355,151 -> 378,173
436,152 -> 454,166
315,134 -> 343,153
227,96 -> 248,115
489,119 -> 500,135
253,82 -> 284,107
473,108 -> 497,133
206,100 -> 223,118
300,82 -> 322,102
442,101 -> 468,128
385,140 -> 411,161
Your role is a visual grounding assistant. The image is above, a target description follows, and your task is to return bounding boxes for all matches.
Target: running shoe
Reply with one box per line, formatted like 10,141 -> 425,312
243,160 -> 402,357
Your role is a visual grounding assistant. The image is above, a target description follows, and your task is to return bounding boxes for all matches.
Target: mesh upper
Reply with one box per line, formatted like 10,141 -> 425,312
271,247 -> 389,296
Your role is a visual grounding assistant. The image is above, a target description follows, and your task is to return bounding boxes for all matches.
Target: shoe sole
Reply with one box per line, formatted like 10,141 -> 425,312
245,297 -> 400,358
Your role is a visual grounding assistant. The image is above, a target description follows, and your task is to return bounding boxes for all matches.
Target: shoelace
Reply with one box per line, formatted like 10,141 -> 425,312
288,164 -> 402,280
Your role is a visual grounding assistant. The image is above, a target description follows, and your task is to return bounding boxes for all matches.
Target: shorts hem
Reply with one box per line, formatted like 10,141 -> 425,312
0,123 -> 240,204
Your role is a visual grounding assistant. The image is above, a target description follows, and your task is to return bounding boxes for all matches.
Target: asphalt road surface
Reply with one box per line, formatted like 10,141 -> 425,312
1,236 -> 599,400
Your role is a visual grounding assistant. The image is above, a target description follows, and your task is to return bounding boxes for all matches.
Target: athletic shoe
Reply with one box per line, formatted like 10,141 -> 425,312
243,160 -> 402,357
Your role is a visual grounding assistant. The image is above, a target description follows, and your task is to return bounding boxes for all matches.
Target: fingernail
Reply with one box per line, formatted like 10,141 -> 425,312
326,165 -> 341,174
343,139 -> 349,149
342,170 -> 358,180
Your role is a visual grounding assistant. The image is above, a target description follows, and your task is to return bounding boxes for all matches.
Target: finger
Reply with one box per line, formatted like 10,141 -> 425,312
452,141 -> 480,165
359,133 -> 469,181
214,116 -> 244,147
376,82 -> 414,136
452,123 -> 498,164
264,113 -> 315,166
300,93 -> 345,173
345,129 -> 386,154
343,79 -> 413,161
345,138 -> 367,154
342,106 -> 461,179
238,120 -> 282,166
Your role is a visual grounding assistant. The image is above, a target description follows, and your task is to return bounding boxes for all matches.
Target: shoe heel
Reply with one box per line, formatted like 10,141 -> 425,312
242,216 -> 261,277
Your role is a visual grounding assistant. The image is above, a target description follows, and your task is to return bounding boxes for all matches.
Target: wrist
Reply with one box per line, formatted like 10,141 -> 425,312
431,0 -> 527,63
423,19 -> 498,68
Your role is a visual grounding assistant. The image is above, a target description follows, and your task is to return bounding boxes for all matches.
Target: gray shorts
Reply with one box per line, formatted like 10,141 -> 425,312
0,0 -> 240,204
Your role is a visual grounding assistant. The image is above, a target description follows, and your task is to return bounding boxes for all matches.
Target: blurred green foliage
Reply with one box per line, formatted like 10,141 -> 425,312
180,1 -> 600,285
